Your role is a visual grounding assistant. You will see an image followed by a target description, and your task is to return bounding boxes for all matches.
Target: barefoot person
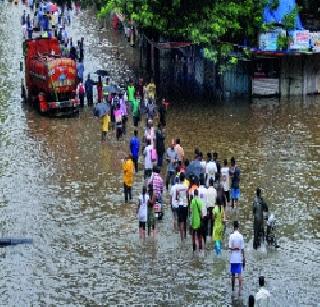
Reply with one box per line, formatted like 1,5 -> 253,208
229,221 -> 245,294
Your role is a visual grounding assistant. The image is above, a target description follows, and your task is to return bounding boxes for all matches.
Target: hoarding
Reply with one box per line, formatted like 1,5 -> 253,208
259,29 -> 286,51
289,30 -> 310,50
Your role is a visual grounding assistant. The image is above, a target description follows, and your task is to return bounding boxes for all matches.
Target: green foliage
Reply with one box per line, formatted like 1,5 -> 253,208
276,35 -> 290,50
98,0 -> 266,65
282,6 -> 299,30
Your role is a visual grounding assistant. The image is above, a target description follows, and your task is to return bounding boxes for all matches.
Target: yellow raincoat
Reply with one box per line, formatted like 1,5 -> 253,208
101,114 -> 110,132
123,158 -> 134,187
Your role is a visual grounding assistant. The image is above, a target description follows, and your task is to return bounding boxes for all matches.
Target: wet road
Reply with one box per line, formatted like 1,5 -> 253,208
0,3 -> 319,306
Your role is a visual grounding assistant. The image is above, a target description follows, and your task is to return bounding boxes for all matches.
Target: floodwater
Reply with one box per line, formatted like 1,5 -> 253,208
0,3 -> 319,306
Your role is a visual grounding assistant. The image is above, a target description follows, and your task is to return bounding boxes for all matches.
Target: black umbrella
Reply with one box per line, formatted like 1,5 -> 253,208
95,69 -> 109,76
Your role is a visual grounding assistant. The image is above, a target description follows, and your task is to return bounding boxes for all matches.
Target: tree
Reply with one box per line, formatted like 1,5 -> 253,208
98,0 -> 266,67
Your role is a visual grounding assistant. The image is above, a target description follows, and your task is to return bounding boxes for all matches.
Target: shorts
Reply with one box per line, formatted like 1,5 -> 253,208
178,205 -> 187,223
139,221 -> 146,230
231,188 -> 240,200
225,190 -> 230,203
230,263 -> 242,274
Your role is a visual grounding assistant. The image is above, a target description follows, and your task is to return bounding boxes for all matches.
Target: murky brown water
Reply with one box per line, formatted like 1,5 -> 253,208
0,3 -> 319,306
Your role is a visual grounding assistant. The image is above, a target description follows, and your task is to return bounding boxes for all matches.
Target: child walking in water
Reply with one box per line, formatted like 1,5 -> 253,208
137,186 -> 149,240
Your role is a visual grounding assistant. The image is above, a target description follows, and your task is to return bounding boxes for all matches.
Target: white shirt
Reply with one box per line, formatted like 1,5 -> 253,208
170,185 -> 178,209
206,187 -> 217,208
206,161 -> 217,183
229,230 -> 244,264
221,166 -> 230,191
143,145 -> 153,169
138,194 -> 149,222
198,185 -> 207,216
144,127 -> 155,146
200,160 -> 207,174
175,183 -> 188,207
256,287 -> 271,307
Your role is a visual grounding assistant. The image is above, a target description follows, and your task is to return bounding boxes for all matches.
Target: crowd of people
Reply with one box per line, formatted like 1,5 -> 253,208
18,1 -> 272,304
121,86 -> 271,303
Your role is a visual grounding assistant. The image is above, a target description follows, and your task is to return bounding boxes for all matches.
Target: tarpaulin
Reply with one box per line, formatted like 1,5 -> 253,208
263,0 -> 303,30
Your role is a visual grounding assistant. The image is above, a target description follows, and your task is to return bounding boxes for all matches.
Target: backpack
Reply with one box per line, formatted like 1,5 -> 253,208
79,84 -> 85,94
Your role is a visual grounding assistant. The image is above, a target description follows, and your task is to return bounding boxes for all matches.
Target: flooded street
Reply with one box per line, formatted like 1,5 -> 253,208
0,3 -> 319,306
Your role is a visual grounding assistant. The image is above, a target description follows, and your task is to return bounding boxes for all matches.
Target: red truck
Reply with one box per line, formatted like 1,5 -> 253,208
22,37 -> 79,116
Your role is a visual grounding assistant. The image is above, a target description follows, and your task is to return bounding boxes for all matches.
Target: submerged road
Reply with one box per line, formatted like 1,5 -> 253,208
0,2 -> 319,305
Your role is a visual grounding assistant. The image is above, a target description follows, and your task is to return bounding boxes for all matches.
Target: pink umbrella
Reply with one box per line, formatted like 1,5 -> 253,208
50,3 -> 58,12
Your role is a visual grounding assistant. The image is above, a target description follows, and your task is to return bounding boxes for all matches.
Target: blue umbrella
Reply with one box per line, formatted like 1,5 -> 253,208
95,102 -> 110,118
106,84 -> 121,94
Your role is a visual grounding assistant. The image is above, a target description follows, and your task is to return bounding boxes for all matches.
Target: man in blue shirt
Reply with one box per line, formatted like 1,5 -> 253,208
130,130 -> 140,173
188,154 -> 201,182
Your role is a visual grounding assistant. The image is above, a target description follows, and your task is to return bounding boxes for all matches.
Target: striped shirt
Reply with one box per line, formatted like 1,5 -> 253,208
149,173 -> 163,197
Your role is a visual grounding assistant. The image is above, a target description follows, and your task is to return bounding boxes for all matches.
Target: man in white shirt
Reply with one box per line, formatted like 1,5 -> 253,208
198,183 -> 208,248
221,159 -> 230,206
229,221 -> 245,294
206,178 -> 217,236
206,153 -> 217,187
256,276 -> 271,307
170,181 -> 178,231
174,138 -> 184,163
175,173 -> 188,241
143,139 -> 153,179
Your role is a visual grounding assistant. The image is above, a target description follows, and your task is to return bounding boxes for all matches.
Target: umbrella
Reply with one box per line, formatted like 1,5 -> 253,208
95,69 -> 109,76
95,102 -> 110,118
106,84 -> 121,94
50,3 -> 58,12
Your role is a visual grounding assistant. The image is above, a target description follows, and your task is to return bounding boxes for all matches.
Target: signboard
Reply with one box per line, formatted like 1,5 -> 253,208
259,29 -> 286,51
289,30 -> 310,50
310,32 -> 320,52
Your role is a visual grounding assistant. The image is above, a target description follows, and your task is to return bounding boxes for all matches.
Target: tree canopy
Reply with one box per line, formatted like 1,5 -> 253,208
96,1 -> 307,67
98,0 -> 266,62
